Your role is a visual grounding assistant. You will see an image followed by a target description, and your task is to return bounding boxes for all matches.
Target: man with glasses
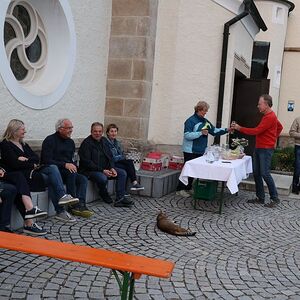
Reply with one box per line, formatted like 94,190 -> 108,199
232,94 -> 283,208
41,119 -> 93,220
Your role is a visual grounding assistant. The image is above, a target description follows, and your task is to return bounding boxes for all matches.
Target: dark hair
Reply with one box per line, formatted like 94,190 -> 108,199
260,94 -> 273,107
106,123 -> 118,135
90,122 -> 103,131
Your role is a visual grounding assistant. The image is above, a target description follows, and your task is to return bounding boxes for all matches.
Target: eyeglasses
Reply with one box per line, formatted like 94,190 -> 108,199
61,126 -> 73,130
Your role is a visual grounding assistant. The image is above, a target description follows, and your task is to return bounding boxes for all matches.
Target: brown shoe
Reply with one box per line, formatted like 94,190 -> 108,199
247,198 -> 264,204
264,201 -> 279,208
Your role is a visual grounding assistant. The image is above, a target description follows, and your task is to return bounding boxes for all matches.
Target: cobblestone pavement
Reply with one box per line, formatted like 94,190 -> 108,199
1,190 -> 300,300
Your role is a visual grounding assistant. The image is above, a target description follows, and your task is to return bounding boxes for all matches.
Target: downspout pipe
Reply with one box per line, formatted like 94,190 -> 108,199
214,10 -> 249,144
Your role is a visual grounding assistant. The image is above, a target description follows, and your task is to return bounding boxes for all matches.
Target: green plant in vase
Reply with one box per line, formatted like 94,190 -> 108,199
230,138 -> 249,156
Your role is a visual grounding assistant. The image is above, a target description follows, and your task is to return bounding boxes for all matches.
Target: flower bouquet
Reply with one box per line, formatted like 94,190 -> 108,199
231,138 -> 249,148
231,138 -> 248,158
221,138 -> 248,160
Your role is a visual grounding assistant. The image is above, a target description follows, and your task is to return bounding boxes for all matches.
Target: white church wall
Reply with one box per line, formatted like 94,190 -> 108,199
0,0 -> 112,141
148,0 -> 256,147
277,1 -> 300,134
222,20 -> 254,131
254,0 -> 290,113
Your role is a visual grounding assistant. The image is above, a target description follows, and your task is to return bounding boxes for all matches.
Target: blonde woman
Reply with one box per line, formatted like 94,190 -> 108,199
1,119 -> 47,235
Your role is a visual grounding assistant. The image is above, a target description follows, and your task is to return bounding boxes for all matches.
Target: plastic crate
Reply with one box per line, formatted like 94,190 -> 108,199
193,179 -> 217,200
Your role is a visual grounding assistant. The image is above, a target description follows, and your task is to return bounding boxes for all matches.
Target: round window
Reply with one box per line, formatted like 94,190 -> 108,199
0,0 -> 76,109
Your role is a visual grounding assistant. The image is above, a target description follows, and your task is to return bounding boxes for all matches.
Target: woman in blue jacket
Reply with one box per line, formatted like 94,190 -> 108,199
105,124 -> 144,191
176,101 -> 231,197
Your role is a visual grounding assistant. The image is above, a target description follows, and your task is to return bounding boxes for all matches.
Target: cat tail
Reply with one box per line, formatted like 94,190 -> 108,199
175,231 -> 196,236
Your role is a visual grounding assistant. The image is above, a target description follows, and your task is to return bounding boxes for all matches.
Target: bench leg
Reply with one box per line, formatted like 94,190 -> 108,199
112,270 -> 135,300
128,275 -> 135,300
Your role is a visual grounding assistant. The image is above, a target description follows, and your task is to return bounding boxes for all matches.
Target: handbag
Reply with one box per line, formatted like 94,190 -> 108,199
126,147 -> 142,171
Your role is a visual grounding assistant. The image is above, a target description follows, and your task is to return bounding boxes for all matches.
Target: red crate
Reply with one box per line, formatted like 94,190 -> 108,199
168,156 -> 184,170
141,157 -> 163,171
147,152 -> 162,159
168,162 -> 184,170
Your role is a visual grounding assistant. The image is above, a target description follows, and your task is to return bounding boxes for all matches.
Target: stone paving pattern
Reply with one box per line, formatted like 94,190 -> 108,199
0,190 -> 300,299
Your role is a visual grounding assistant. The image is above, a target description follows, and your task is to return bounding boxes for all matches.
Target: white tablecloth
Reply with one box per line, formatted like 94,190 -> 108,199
179,155 -> 253,194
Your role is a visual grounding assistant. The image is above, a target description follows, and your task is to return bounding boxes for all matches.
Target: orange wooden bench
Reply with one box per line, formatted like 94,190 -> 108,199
0,232 -> 174,300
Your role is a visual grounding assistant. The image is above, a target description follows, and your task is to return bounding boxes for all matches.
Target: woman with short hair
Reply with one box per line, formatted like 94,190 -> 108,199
105,124 -> 144,191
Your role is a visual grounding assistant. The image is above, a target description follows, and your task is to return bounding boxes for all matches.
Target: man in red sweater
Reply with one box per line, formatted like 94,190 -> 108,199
232,94 -> 283,208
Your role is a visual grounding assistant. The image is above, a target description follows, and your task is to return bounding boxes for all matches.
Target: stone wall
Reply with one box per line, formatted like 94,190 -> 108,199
105,0 -> 158,142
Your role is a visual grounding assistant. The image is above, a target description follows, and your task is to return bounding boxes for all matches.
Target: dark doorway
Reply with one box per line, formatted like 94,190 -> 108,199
250,41 -> 270,79
230,71 -> 270,155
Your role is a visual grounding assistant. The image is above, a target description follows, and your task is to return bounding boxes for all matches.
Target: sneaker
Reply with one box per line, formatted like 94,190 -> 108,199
114,197 -> 134,207
122,197 -> 134,205
124,193 -> 131,198
176,190 -> 190,198
130,183 -> 144,191
23,223 -> 47,236
25,207 -> 47,220
71,206 -> 94,218
264,200 -> 279,208
247,197 -> 264,204
55,211 -> 77,222
102,195 -> 113,204
58,194 -> 79,206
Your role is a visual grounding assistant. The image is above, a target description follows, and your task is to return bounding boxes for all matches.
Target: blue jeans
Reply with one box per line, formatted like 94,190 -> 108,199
253,148 -> 278,201
89,167 -> 127,200
292,145 -> 300,189
59,169 -> 88,207
0,182 -> 16,228
40,165 -> 66,213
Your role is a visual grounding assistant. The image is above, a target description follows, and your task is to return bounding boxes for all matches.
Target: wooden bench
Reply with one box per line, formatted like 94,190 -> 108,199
0,232 -> 174,300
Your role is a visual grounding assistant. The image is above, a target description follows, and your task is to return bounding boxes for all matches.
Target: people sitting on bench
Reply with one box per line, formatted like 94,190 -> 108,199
1,119 -> 80,225
41,119 -> 93,219
105,123 -> 144,191
78,122 -> 133,207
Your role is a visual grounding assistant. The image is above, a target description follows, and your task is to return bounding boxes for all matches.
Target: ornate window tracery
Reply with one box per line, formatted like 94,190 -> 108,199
4,1 -> 47,85
0,0 -> 76,109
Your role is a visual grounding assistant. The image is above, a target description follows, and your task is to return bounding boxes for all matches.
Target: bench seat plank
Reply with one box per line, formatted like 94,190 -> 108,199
0,232 -> 174,278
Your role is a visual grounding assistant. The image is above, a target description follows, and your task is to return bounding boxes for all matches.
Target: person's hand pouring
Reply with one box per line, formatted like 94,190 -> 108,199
231,121 -> 241,131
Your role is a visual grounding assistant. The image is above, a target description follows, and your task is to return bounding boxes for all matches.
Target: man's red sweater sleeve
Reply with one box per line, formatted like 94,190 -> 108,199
239,111 -> 282,148
239,113 -> 271,136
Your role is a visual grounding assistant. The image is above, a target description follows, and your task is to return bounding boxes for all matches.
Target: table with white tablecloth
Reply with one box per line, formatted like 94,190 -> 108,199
179,155 -> 253,213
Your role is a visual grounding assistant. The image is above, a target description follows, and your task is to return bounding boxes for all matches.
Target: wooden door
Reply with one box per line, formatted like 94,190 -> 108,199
230,78 -> 270,155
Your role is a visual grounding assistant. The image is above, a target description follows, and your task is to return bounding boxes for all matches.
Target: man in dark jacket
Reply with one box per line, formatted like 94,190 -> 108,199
79,122 -> 132,207
41,119 -> 93,219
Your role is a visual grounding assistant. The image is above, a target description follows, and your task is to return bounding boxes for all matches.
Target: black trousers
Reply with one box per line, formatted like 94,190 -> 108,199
0,182 -> 17,228
176,152 -> 202,191
115,159 -> 137,183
